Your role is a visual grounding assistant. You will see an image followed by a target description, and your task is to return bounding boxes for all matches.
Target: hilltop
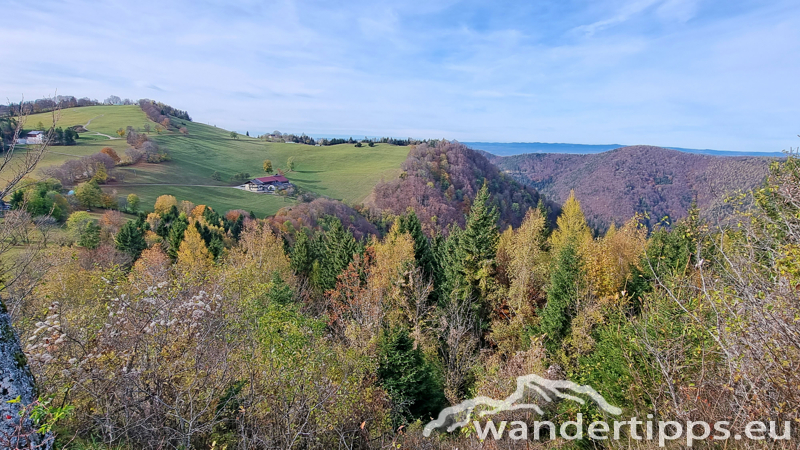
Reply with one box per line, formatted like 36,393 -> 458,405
487,145 -> 777,228
465,141 -> 786,157
16,105 -> 410,216
372,141 -> 543,236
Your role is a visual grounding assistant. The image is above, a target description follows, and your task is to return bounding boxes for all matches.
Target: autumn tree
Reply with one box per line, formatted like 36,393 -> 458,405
100,147 -> 121,164
126,193 -> 140,211
176,220 -> 212,272
92,163 -> 108,183
154,195 -> 178,214
549,190 -> 591,253
491,208 -> 548,356
286,156 -> 296,172
263,159 -> 272,173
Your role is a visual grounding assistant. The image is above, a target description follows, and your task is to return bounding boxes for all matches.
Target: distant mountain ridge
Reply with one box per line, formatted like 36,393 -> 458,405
487,145 -> 778,229
465,141 -> 786,157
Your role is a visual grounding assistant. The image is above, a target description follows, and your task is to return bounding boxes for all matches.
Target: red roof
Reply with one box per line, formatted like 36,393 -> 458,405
254,175 -> 289,183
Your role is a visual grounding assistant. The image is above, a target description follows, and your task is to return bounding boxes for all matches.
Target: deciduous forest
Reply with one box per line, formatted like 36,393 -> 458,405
1,126 -> 798,448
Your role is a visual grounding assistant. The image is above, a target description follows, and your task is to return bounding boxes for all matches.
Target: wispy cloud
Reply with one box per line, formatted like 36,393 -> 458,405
0,0 -> 797,151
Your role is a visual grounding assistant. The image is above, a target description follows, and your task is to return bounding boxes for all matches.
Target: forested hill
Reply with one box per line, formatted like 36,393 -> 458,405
487,145 -> 778,228
371,141 -> 544,236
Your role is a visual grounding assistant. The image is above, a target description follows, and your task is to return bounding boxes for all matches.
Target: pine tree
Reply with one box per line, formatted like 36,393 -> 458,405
290,229 -> 312,276
459,183 -> 499,314
115,219 -> 147,259
78,221 -> 101,249
377,327 -> 446,422
434,225 -> 469,307
167,214 -> 189,259
313,216 -> 359,292
397,209 -> 436,278
540,241 -> 582,354
537,197 -> 551,237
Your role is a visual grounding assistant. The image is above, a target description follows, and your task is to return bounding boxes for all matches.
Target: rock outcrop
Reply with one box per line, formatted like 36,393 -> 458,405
0,303 -> 47,448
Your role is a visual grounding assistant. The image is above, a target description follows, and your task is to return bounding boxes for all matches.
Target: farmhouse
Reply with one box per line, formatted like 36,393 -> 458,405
25,131 -> 44,144
243,174 -> 291,193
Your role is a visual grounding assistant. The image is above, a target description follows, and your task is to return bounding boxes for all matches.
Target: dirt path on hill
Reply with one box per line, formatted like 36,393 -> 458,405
83,115 -> 119,140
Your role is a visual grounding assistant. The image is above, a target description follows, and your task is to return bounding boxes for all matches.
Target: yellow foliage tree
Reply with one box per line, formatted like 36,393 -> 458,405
582,216 -> 647,304
176,221 -> 212,271
190,204 -> 208,219
154,195 -> 178,214
491,208 -> 548,356
224,220 -> 296,297
92,163 -> 108,184
549,190 -> 592,252
372,223 -> 416,329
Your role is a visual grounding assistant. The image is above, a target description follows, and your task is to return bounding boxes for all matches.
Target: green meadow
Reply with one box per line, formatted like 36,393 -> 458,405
19,105 -> 410,216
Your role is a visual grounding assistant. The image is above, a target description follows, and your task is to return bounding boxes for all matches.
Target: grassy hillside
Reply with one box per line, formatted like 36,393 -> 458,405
488,145 -> 777,228
20,105 -> 410,216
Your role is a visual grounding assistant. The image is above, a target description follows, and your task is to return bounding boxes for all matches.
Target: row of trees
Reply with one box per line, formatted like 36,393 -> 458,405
1,95 -> 145,118
255,131 -> 440,147
138,99 -> 191,125
2,96 -> 102,116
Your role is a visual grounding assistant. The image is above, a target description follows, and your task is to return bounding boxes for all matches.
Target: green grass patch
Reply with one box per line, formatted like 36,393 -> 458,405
107,185 -> 292,218
23,105 -> 151,137
17,105 -> 410,213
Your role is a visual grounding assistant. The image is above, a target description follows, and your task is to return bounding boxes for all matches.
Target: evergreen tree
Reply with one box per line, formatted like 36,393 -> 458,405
540,241 -> 582,354
397,209 -> 436,278
377,327 -> 446,422
9,191 -> 23,209
536,197 -> 551,238
115,218 -> 147,259
78,221 -> 101,249
312,216 -> 359,291
458,183 -> 499,317
167,214 -> 189,259
290,229 -> 312,276
434,225 -> 468,306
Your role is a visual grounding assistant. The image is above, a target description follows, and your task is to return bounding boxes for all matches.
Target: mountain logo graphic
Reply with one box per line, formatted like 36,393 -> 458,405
423,374 -> 622,437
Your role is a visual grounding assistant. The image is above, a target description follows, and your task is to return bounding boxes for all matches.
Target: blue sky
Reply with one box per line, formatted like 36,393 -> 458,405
1,0 -> 798,152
